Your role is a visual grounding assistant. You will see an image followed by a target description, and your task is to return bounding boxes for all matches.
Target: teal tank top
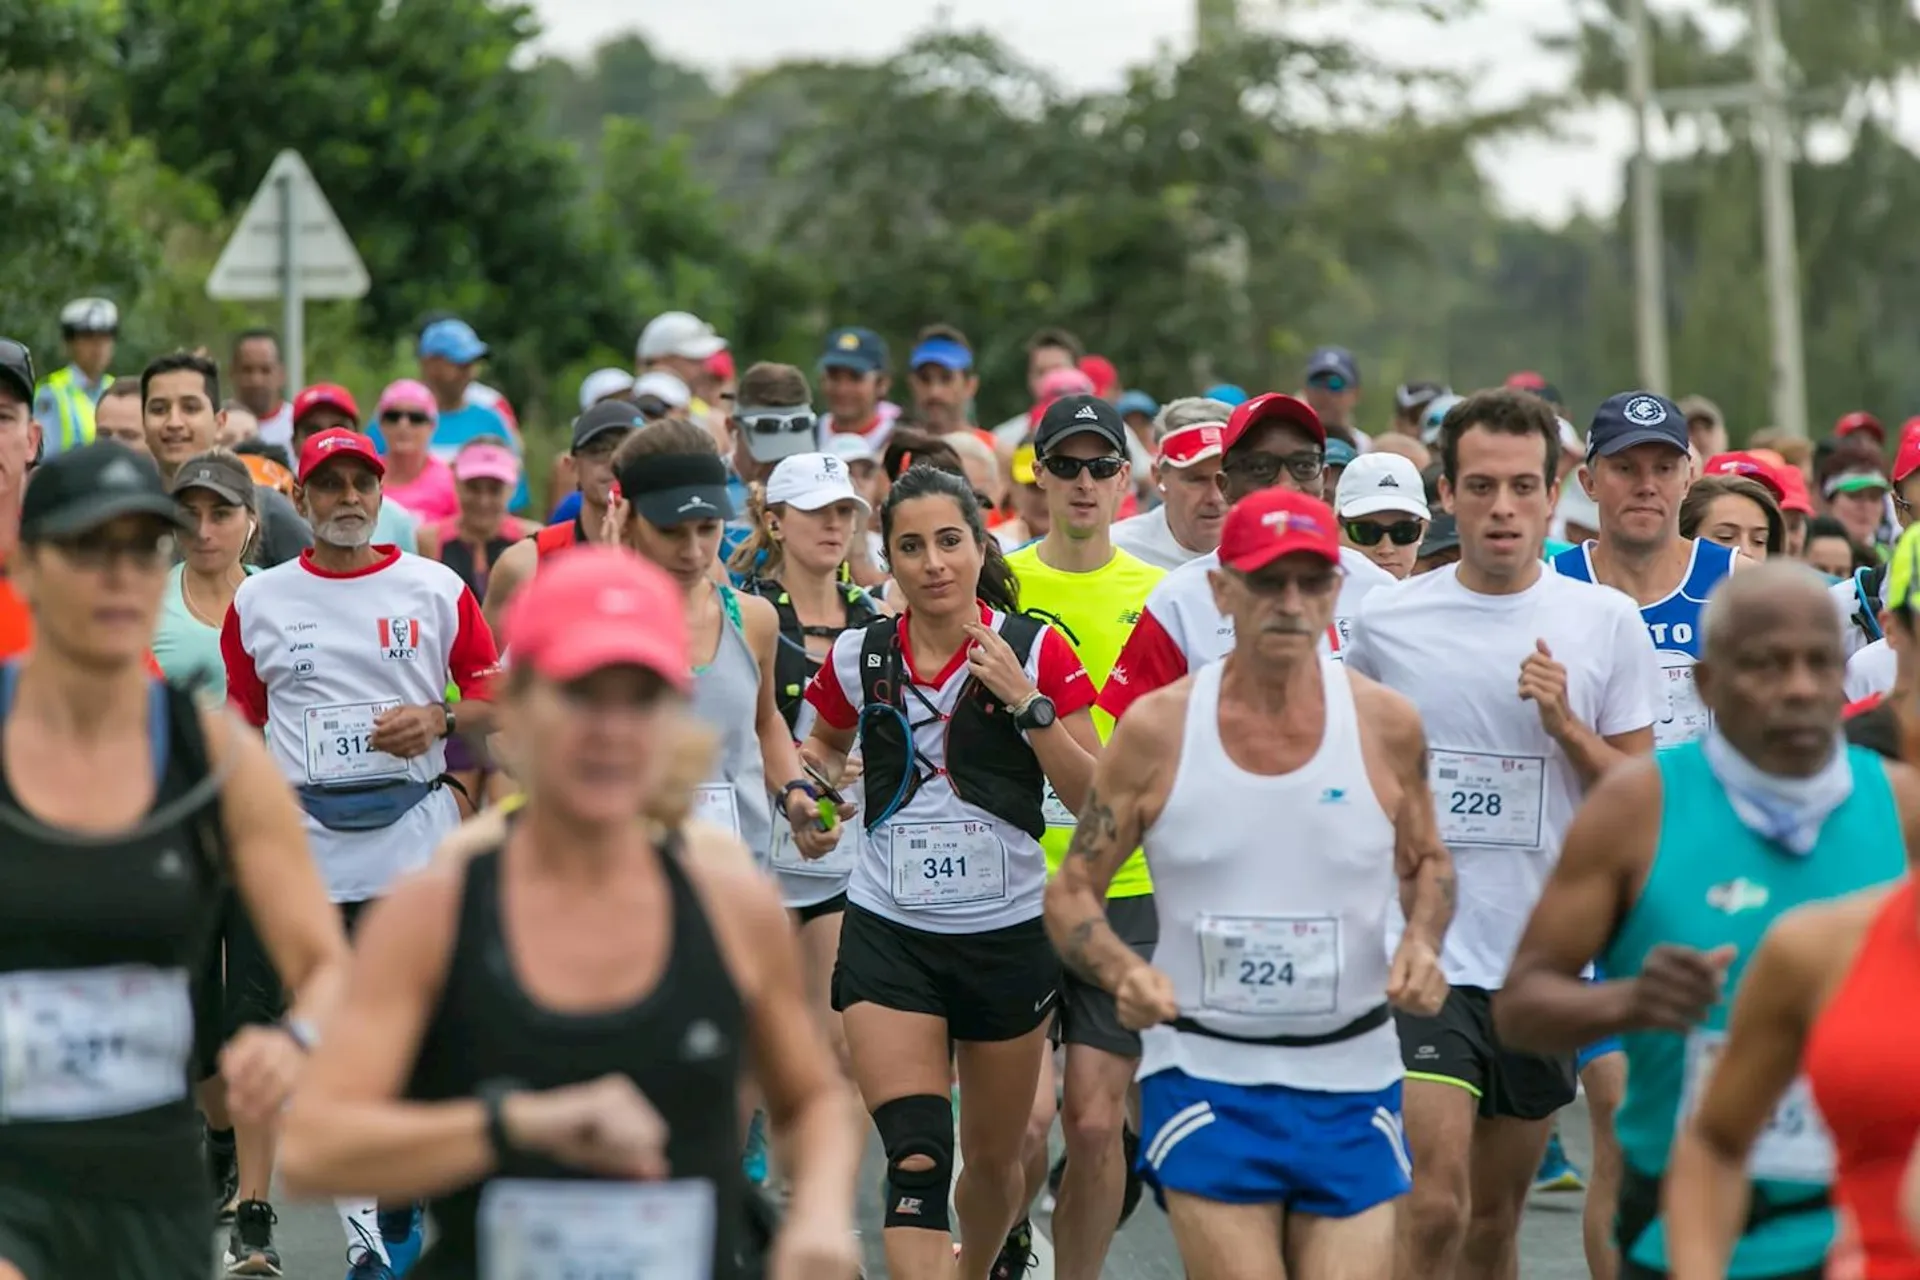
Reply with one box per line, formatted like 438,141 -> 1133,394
1604,741 -> 1906,1277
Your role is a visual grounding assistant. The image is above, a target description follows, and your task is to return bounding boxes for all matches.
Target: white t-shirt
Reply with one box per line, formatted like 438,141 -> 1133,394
1100,546 -> 1395,721
1345,565 -> 1661,990
1110,506 -> 1208,572
1846,639 -> 1898,704
222,547 -> 500,902
255,401 -> 294,449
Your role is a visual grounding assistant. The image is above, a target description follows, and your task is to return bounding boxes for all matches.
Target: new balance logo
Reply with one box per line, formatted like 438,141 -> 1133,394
1074,404 -> 1099,421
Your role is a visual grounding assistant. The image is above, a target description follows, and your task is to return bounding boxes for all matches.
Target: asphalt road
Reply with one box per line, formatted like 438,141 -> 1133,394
237,1096 -> 1596,1280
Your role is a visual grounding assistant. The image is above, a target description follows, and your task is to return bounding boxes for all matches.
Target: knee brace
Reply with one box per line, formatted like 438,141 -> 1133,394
873,1094 -> 954,1231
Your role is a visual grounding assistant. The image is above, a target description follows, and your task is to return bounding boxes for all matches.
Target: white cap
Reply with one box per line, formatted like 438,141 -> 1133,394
1557,478 -> 1600,530
1557,416 -> 1583,456
1335,454 -> 1429,520
59,297 -> 118,333
823,431 -> 878,466
765,452 -> 871,515
637,311 -> 727,362
631,370 -> 691,409
578,367 -> 636,411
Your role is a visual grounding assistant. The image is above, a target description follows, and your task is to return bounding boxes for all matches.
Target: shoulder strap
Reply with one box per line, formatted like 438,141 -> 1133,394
995,610 -> 1046,665
857,616 -> 898,706
1854,568 -> 1886,642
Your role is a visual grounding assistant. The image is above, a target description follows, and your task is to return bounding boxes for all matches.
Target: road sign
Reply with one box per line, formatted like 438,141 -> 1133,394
207,150 -> 369,301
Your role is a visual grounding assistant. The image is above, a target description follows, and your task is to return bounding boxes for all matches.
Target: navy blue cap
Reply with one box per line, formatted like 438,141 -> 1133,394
1586,391 -> 1689,460
820,327 -> 888,375
1305,346 -> 1360,388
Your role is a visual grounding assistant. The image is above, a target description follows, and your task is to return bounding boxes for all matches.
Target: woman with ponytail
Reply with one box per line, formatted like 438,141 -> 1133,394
799,464 -> 1099,1280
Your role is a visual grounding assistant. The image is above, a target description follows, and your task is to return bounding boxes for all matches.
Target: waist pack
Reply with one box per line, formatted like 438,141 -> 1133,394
298,778 -> 440,832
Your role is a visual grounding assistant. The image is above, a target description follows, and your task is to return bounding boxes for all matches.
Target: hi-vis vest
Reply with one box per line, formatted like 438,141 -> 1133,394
36,367 -> 108,454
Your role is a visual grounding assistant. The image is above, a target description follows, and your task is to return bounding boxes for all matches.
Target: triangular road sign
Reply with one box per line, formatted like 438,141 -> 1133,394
207,150 -> 370,301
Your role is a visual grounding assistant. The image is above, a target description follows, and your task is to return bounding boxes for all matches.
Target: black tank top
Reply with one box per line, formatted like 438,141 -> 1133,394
743,577 -> 880,733
438,533 -> 519,599
0,676 -> 224,1204
408,834 -> 747,1280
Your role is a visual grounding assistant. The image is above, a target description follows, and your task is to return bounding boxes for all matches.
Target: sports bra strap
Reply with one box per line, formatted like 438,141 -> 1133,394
0,662 -> 169,786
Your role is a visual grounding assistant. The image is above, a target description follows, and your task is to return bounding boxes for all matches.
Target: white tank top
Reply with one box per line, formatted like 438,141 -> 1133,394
1138,656 -> 1402,1093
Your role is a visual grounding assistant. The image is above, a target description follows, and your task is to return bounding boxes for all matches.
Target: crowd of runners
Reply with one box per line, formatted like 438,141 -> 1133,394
5,301 -> 1920,1280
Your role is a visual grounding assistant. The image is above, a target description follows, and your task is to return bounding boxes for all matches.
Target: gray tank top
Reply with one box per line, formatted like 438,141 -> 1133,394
691,587 -> 772,866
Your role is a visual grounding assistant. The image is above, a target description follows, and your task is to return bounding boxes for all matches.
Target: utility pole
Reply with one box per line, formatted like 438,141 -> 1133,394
1626,0 -> 1671,394
1197,0 -> 1237,53
1752,0 -> 1809,437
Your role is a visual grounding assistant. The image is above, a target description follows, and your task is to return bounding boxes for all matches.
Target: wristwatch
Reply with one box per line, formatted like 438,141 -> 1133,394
436,702 -> 456,739
476,1078 -> 522,1162
780,779 -> 817,813
1012,693 -> 1057,731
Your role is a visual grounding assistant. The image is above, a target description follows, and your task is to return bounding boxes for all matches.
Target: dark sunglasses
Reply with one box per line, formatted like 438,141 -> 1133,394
52,529 -> 175,570
1225,450 -> 1324,485
1344,519 -> 1425,547
381,409 -> 431,425
1039,455 -> 1125,482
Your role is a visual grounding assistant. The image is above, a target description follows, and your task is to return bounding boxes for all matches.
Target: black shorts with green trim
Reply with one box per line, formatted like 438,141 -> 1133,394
1393,984 -> 1574,1121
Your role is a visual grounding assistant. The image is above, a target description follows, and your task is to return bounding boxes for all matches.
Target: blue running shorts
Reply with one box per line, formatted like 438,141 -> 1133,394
1136,1069 -> 1412,1218
1577,961 -> 1624,1073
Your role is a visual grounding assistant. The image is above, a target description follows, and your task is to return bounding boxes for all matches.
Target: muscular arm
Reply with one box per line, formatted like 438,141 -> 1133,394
1492,758 -> 1660,1052
480,538 -> 537,637
1370,687 -> 1454,951
1555,723 -> 1654,790
1043,691 -> 1178,993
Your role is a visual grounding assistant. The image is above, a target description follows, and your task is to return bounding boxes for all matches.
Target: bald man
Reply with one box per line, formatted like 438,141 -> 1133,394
1494,562 -> 1919,1280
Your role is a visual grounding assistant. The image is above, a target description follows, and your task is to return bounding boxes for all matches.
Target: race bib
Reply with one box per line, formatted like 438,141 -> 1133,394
1656,651 -> 1712,749
479,1178 -> 716,1280
1042,783 -> 1075,829
1196,915 -> 1340,1017
1681,1030 -> 1833,1184
0,965 -> 194,1122
769,815 -> 857,878
303,700 -> 408,786
1430,749 -> 1547,849
692,784 -> 740,837
889,820 -> 1007,908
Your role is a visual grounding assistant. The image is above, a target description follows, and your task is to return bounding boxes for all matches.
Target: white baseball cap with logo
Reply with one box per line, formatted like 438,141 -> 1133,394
765,452 -> 872,516
637,311 -> 728,362
1334,454 -> 1429,521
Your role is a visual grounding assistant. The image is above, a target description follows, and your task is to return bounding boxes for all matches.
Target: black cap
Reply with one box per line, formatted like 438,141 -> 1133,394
1034,395 -> 1128,457
22,443 -> 189,543
819,327 -> 888,375
0,339 -> 34,404
572,399 -> 646,452
1418,512 -> 1460,560
1585,391 -> 1689,461
615,451 -> 736,529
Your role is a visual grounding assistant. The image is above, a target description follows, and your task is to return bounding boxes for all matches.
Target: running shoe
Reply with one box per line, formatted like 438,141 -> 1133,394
991,1217 -> 1038,1280
344,1219 -> 397,1280
379,1205 -> 425,1277
742,1110 -> 770,1186
224,1200 -> 282,1277
1533,1132 -> 1586,1193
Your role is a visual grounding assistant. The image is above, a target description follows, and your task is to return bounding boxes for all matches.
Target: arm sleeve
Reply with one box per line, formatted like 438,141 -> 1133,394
803,634 -> 861,731
1097,607 -> 1187,721
447,586 -> 501,700
1034,627 -> 1097,717
220,602 -> 269,729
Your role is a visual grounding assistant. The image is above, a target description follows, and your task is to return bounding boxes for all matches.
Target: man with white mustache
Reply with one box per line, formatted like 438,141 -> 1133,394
220,427 -> 502,1276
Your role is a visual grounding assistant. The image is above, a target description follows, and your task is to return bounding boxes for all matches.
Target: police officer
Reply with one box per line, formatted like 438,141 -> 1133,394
33,298 -> 118,457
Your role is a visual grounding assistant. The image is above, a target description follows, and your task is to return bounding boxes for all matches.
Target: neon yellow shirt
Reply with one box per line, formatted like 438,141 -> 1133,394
1006,541 -> 1165,898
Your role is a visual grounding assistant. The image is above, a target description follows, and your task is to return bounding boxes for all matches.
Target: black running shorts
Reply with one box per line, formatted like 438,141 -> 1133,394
1052,894 -> 1158,1057
1394,984 -> 1575,1121
832,904 -> 1059,1043
0,1183 -> 208,1280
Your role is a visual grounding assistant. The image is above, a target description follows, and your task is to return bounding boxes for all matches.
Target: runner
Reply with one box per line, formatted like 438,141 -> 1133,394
1300,347 -> 1361,438
229,330 -> 293,448
289,386 -> 422,556
278,545 -> 864,1280
800,464 -> 1101,1280
1004,395 -> 1165,1280
1841,527 -> 1920,769
0,441 -> 347,1280
722,364 -> 826,568
1679,474 -> 1782,562
1343,386 -> 1663,1280
818,327 -> 901,451
95,379 -> 149,453
481,399 -> 640,631
1495,561 -> 1912,1280
1042,486 -> 1452,1280
1108,407 -> 1234,571
1335,453 -> 1429,581
1101,392 -> 1394,719
221,427 -> 501,1276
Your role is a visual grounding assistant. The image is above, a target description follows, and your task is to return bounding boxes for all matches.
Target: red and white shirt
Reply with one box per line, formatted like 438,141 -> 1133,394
806,604 -> 1095,934
223,546 -> 499,901
1099,546 -> 1395,722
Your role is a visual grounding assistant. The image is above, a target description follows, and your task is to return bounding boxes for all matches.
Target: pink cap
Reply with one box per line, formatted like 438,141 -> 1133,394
1037,367 -> 1096,401
1217,488 -> 1342,573
704,349 -> 736,381
454,442 -> 521,487
504,545 -> 691,690
1702,451 -> 1788,503
298,428 -> 386,483
376,378 -> 437,422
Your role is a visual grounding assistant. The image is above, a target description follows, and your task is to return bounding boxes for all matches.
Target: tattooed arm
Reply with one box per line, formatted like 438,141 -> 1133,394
1042,685 -> 1184,995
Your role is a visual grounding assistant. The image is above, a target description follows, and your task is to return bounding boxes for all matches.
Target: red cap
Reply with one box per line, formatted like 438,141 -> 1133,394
1078,355 -> 1119,399
1505,370 -> 1547,391
297,428 -> 387,483
1774,466 -> 1814,516
1216,488 -> 1342,574
1836,411 -> 1884,442
1702,451 -> 1787,503
1222,392 -> 1324,451
504,545 -> 691,690
292,382 -> 360,425
1895,432 -> 1920,485
704,349 -> 735,382
1158,422 -> 1226,468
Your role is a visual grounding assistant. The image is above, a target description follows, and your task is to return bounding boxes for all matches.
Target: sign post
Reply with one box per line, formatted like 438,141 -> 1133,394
208,150 -> 370,393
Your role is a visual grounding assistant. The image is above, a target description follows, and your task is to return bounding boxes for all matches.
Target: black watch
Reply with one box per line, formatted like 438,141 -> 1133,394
437,702 -> 456,739
1014,694 -> 1057,731
476,1079 -> 521,1162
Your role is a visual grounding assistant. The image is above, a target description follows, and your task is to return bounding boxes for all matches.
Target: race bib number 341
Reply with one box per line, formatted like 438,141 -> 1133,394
480,1178 -> 716,1280
1430,748 -> 1547,849
888,820 -> 1008,908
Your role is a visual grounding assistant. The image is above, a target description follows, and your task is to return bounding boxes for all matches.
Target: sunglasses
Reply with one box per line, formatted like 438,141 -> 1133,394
52,530 -> 175,571
1240,565 -> 1343,597
1344,519 -> 1425,547
381,409 -> 431,425
1039,455 -> 1125,482
738,409 -> 816,438
1225,450 -> 1324,486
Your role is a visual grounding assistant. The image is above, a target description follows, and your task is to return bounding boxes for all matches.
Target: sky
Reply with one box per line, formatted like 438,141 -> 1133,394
535,0 -> 1642,225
